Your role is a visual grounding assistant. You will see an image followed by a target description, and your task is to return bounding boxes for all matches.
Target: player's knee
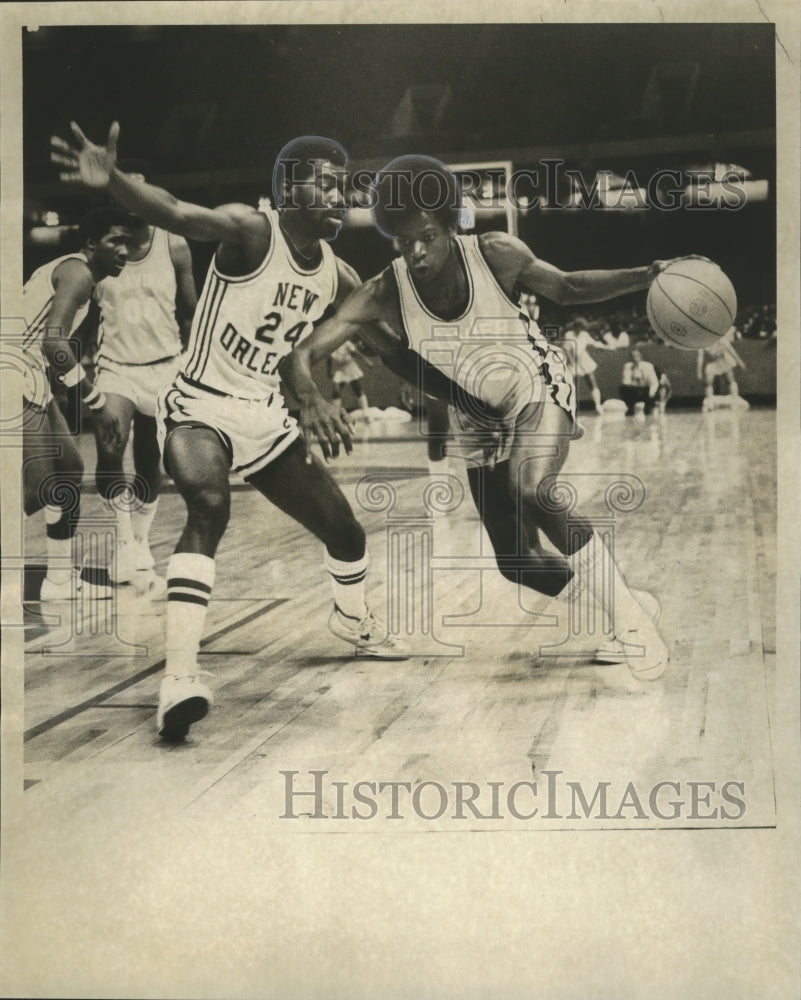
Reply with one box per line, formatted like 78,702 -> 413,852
95,441 -> 126,475
518,480 -> 555,520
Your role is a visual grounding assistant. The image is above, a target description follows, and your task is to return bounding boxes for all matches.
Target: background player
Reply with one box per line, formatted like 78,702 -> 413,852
52,122 -> 409,742
698,326 -> 749,410
281,156 -> 704,681
327,338 -> 371,420
561,317 -> 607,416
22,206 -> 135,601
93,201 -> 197,591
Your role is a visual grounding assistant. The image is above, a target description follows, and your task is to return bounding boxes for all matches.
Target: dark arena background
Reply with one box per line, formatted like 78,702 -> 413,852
24,24 -> 777,404
5,15 -> 796,1000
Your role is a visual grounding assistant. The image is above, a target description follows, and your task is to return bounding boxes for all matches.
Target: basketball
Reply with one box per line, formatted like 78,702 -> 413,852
646,259 -> 737,350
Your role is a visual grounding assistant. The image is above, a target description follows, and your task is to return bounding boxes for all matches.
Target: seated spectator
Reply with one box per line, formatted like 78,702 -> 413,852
620,348 -> 660,416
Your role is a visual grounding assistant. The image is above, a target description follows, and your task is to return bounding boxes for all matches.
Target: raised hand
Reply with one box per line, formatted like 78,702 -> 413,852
50,121 -> 120,189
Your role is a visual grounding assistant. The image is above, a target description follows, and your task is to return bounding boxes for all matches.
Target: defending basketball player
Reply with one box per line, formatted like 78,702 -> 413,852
22,207 -> 136,602
93,208 -> 197,592
281,156 -> 706,681
51,122 -> 409,743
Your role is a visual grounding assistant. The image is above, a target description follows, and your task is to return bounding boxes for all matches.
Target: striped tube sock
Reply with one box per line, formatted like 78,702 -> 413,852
324,549 -> 368,620
44,504 -> 75,585
166,553 -> 216,678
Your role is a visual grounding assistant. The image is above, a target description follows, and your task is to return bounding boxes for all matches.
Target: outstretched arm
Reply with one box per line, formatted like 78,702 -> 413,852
480,231 -> 707,307
51,121 -> 266,246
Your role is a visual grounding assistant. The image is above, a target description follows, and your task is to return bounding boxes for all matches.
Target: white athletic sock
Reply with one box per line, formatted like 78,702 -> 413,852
131,499 -> 158,546
325,549 -> 369,620
165,553 -> 216,678
591,387 -> 602,411
105,493 -> 136,545
44,504 -> 73,585
567,532 -> 645,636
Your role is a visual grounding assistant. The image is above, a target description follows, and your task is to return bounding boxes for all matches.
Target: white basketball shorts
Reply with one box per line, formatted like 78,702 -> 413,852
156,373 -> 300,479
447,343 -> 577,468
95,354 -> 184,418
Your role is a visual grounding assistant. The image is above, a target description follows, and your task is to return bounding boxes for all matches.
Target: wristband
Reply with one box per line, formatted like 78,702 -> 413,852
58,363 -> 87,388
83,386 -> 107,410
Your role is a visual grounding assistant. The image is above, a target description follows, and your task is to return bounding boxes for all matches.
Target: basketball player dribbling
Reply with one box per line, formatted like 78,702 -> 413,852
22,207 -> 136,602
51,122 -> 409,742
93,205 -> 197,592
282,156 -> 704,681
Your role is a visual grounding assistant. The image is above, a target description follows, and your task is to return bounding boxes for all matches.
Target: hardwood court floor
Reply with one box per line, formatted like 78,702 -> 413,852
19,406 -> 776,833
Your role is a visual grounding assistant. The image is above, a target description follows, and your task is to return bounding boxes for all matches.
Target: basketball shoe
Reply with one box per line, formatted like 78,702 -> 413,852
109,538 -> 137,584
328,606 -> 411,659
39,569 -> 113,602
593,589 -> 668,680
157,673 -> 213,742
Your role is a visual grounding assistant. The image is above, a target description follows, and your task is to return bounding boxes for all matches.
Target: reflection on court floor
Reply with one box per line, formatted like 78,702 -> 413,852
19,408 -> 776,832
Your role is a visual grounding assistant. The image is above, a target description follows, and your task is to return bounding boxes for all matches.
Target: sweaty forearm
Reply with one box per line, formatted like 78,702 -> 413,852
561,266 -> 650,305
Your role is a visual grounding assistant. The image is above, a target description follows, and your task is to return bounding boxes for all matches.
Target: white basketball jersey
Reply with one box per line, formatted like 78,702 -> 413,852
392,235 -> 557,402
95,227 -> 182,364
181,205 -> 339,399
22,253 -> 91,401
22,252 -> 91,347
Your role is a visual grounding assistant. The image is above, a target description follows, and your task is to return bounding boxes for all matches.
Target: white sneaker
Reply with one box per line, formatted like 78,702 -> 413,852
109,538 -> 137,584
39,570 -> 113,602
133,537 -> 155,571
594,589 -> 666,677
328,605 -> 411,659
135,570 -> 167,600
157,674 -> 213,742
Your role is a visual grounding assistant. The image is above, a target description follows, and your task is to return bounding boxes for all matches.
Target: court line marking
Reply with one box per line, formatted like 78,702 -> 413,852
23,598 -> 288,743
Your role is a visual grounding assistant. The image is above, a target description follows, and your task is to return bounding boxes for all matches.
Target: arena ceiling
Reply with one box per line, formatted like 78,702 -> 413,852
23,22 -> 775,189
